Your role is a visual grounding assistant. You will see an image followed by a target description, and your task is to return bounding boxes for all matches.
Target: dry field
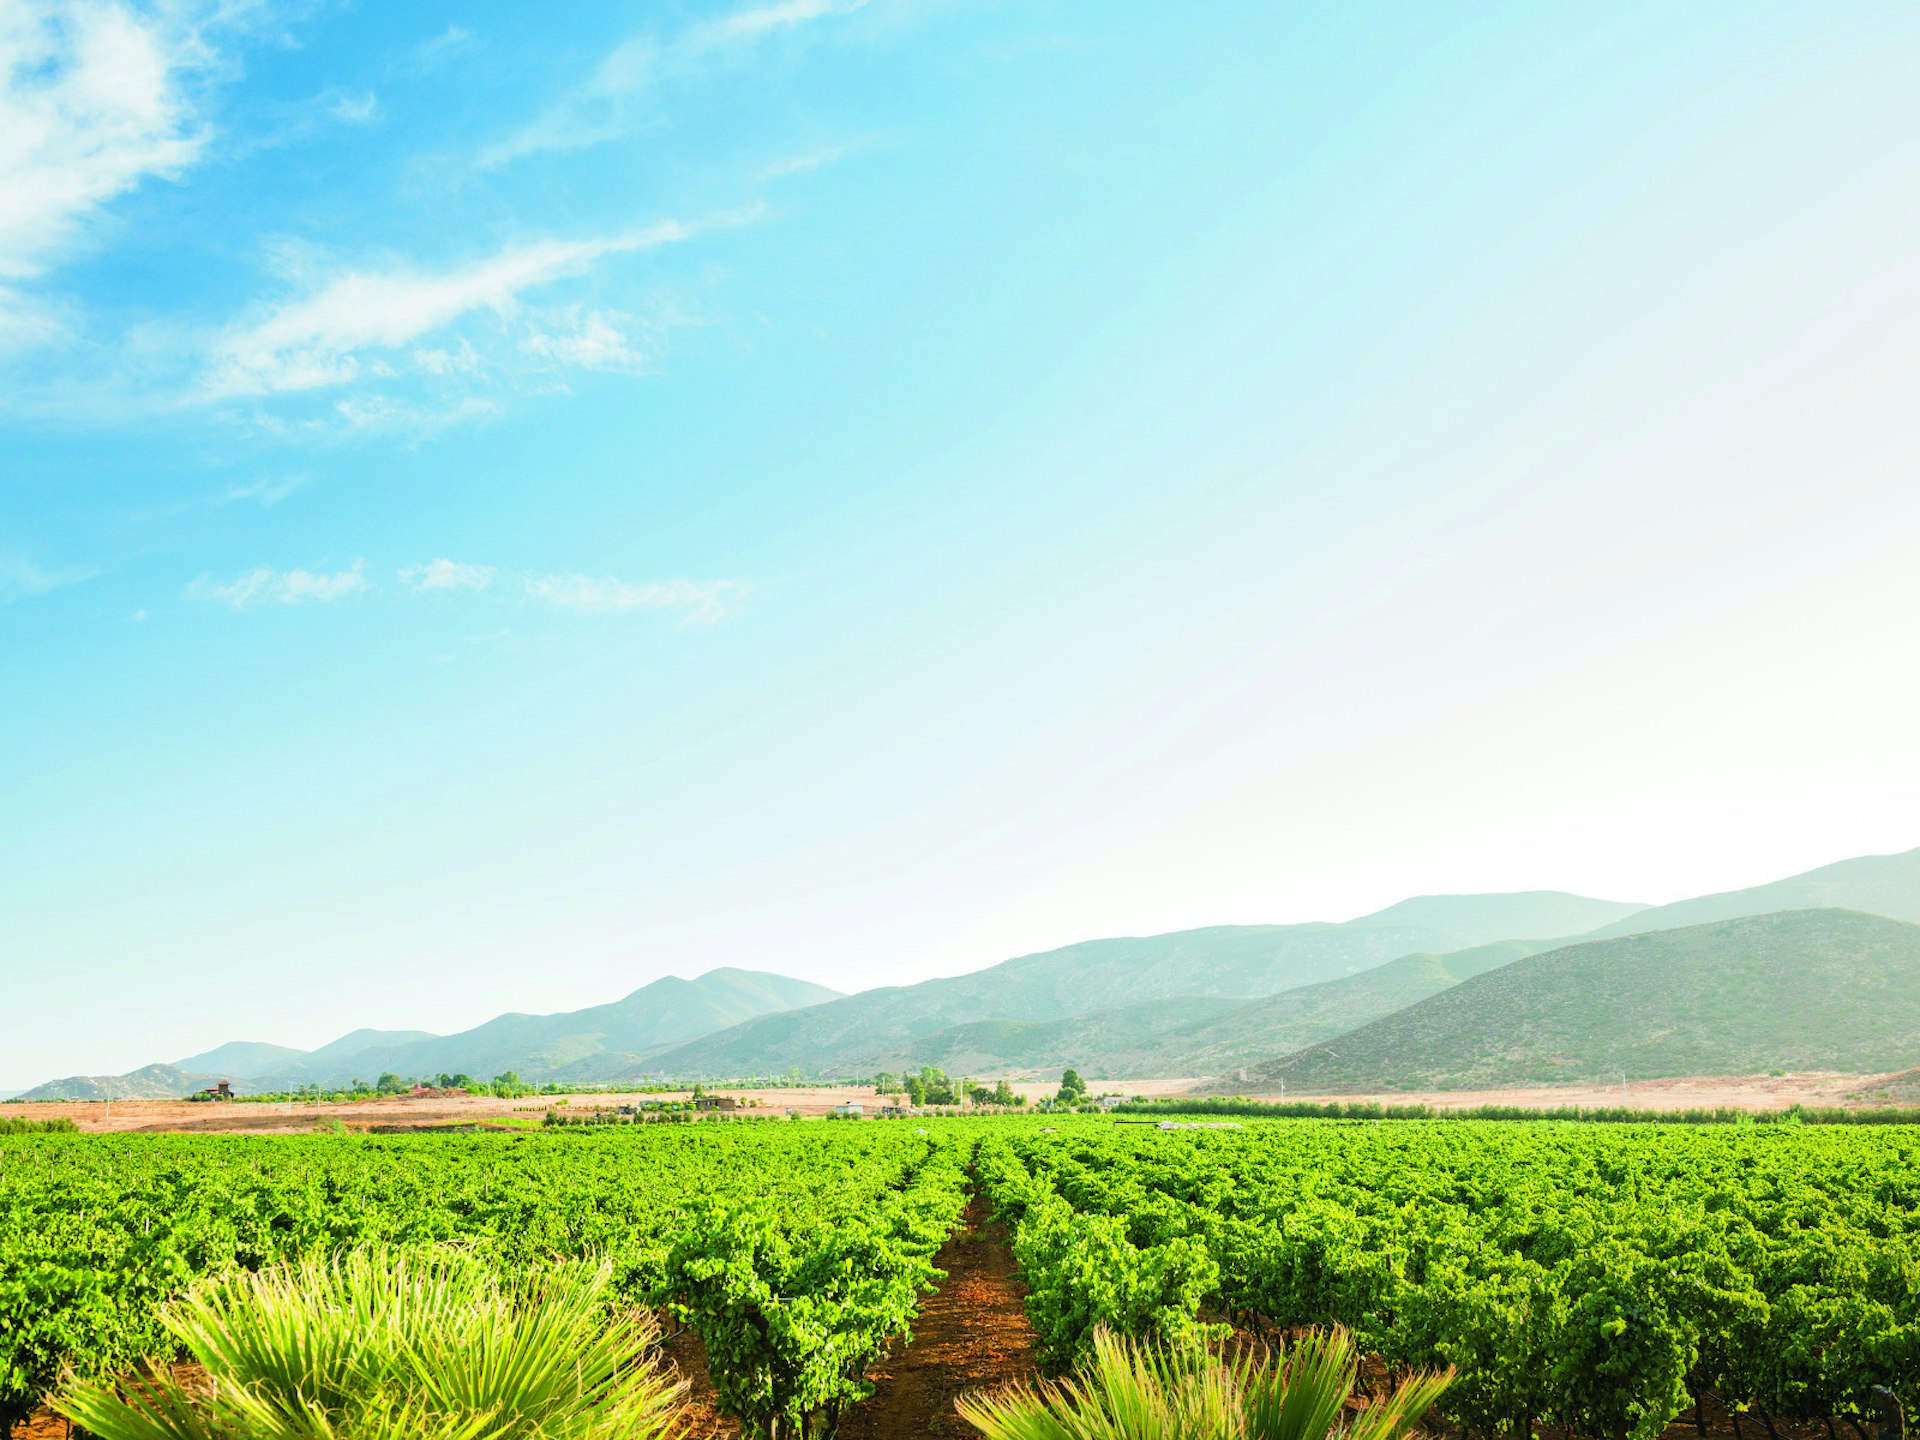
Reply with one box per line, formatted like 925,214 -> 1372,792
0,1070 -> 1897,1134
0,1076 -> 1195,1135
1230,1068 -> 1903,1111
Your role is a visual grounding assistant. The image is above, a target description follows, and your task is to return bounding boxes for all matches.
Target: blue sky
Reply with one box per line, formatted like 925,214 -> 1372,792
5,1 -> 1919,1084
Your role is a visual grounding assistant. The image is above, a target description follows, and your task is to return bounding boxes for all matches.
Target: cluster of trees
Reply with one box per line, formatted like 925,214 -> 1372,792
870,1067 -> 1029,1108
235,1072 -> 552,1104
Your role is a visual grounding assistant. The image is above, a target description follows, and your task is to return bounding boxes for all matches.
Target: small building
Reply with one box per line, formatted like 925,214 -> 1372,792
832,1102 -> 864,1117
694,1094 -> 740,1112
1096,1096 -> 1125,1110
198,1080 -> 234,1101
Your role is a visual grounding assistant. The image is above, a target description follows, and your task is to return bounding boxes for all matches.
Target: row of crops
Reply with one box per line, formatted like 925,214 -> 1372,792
977,1121 -> 1920,1440
0,1123 -> 969,1438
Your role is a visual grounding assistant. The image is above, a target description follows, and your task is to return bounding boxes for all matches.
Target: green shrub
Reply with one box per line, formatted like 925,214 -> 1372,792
57,1248 -> 683,1440
957,1324 -> 1448,1440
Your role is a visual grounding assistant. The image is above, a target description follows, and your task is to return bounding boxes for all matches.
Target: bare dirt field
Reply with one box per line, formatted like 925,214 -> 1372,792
2,1069 -> 1905,1135
0,1077 -> 1197,1135
1227,1069 -> 1904,1111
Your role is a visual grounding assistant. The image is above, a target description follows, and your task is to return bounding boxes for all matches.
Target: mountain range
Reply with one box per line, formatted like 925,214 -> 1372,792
18,969 -> 840,1100
1246,909 -> 1920,1091
15,847 -> 1920,1100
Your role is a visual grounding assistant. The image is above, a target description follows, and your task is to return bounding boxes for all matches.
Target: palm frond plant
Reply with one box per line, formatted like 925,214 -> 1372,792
56,1247 -> 684,1440
957,1324 -> 1449,1440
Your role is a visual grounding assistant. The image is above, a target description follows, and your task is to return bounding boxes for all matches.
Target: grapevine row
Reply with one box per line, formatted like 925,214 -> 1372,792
976,1120 -> 1920,1440
0,1125 -> 970,1438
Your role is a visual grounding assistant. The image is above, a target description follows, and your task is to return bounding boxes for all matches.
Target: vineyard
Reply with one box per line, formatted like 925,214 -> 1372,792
4,1117 -> 1919,1439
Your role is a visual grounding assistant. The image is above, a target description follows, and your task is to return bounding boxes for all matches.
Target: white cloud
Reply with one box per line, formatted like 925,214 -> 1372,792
0,285 -> 72,352
326,90 -> 377,124
756,142 -> 853,181
219,472 -> 308,507
688,0 -> 869,51
331,393 -> 504,437
523,573 -> 746,622
187,561 -> 370,608
476,37 -> 654,171
519,307 -> 658,374
0,545 -> 94,602
400,558 -> 496,592
130,469 -> 310,520
0,1 -> 209,283
479,1 -> 865,171
399,24 -> 476,78
201,213 -> 746,400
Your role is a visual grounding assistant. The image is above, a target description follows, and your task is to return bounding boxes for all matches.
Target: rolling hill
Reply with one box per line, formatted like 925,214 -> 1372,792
639,918 -> 1574,1078
1345,893 -> 1644,947
171,1041 -> 312,1078
1582,847 -> 1920,939
801,940 -> 1550,1080
302,968 -> 846,1088
16,1064 -> 228,1102
1245,909 -> 1920,1092
26,847 -> 1916,1097
20,968 -> 841,1100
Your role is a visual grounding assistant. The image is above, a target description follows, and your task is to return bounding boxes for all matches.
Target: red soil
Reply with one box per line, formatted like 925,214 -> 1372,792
837,1195 -> 1039,1440
656,1317 -> 742,1440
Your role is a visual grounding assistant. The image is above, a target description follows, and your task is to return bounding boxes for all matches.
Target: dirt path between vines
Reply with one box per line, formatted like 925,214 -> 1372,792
837,1194 -> 1039,1440
658,1318 -> 741,1440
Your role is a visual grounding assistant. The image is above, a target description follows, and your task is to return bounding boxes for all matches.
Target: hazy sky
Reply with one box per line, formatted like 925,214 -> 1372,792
4,1 -> 1918,1086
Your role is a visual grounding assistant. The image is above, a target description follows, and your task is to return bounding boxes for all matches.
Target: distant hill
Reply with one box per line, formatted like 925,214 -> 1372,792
28,849 -> 1915,1096
172,1041 -> 310,1078
816,940 -> 1550,1080
1347,893 -> 1644,948
1584,847 -> 1920,939
301,1029 -> 438,1066
1246,910 -> 1920,1092
304,968 -> 844,1087
640,919 -> 1576,1078
22,1064 -> 228,1102
22,968 -> 841,1098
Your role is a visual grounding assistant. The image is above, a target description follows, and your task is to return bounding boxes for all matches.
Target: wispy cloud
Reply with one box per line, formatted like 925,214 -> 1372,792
400,558 -> 497,592
523,574 -> 746,622
186,561 -> 370,609
479,0 -> 867,172
476,37 -> 654,171
200,213 -> 750,401
0,546 -> 95,603
326,90 -> 378,125
129,470 -> 310,521
0,1 -> 209,284
756,141 -> 856,182
519,307 -> 660,374
329,393 -> 504,438
180,559 -> 745,621
687,0 -> 869,52
398,23 -> 477,78
219,472 -> 309,507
